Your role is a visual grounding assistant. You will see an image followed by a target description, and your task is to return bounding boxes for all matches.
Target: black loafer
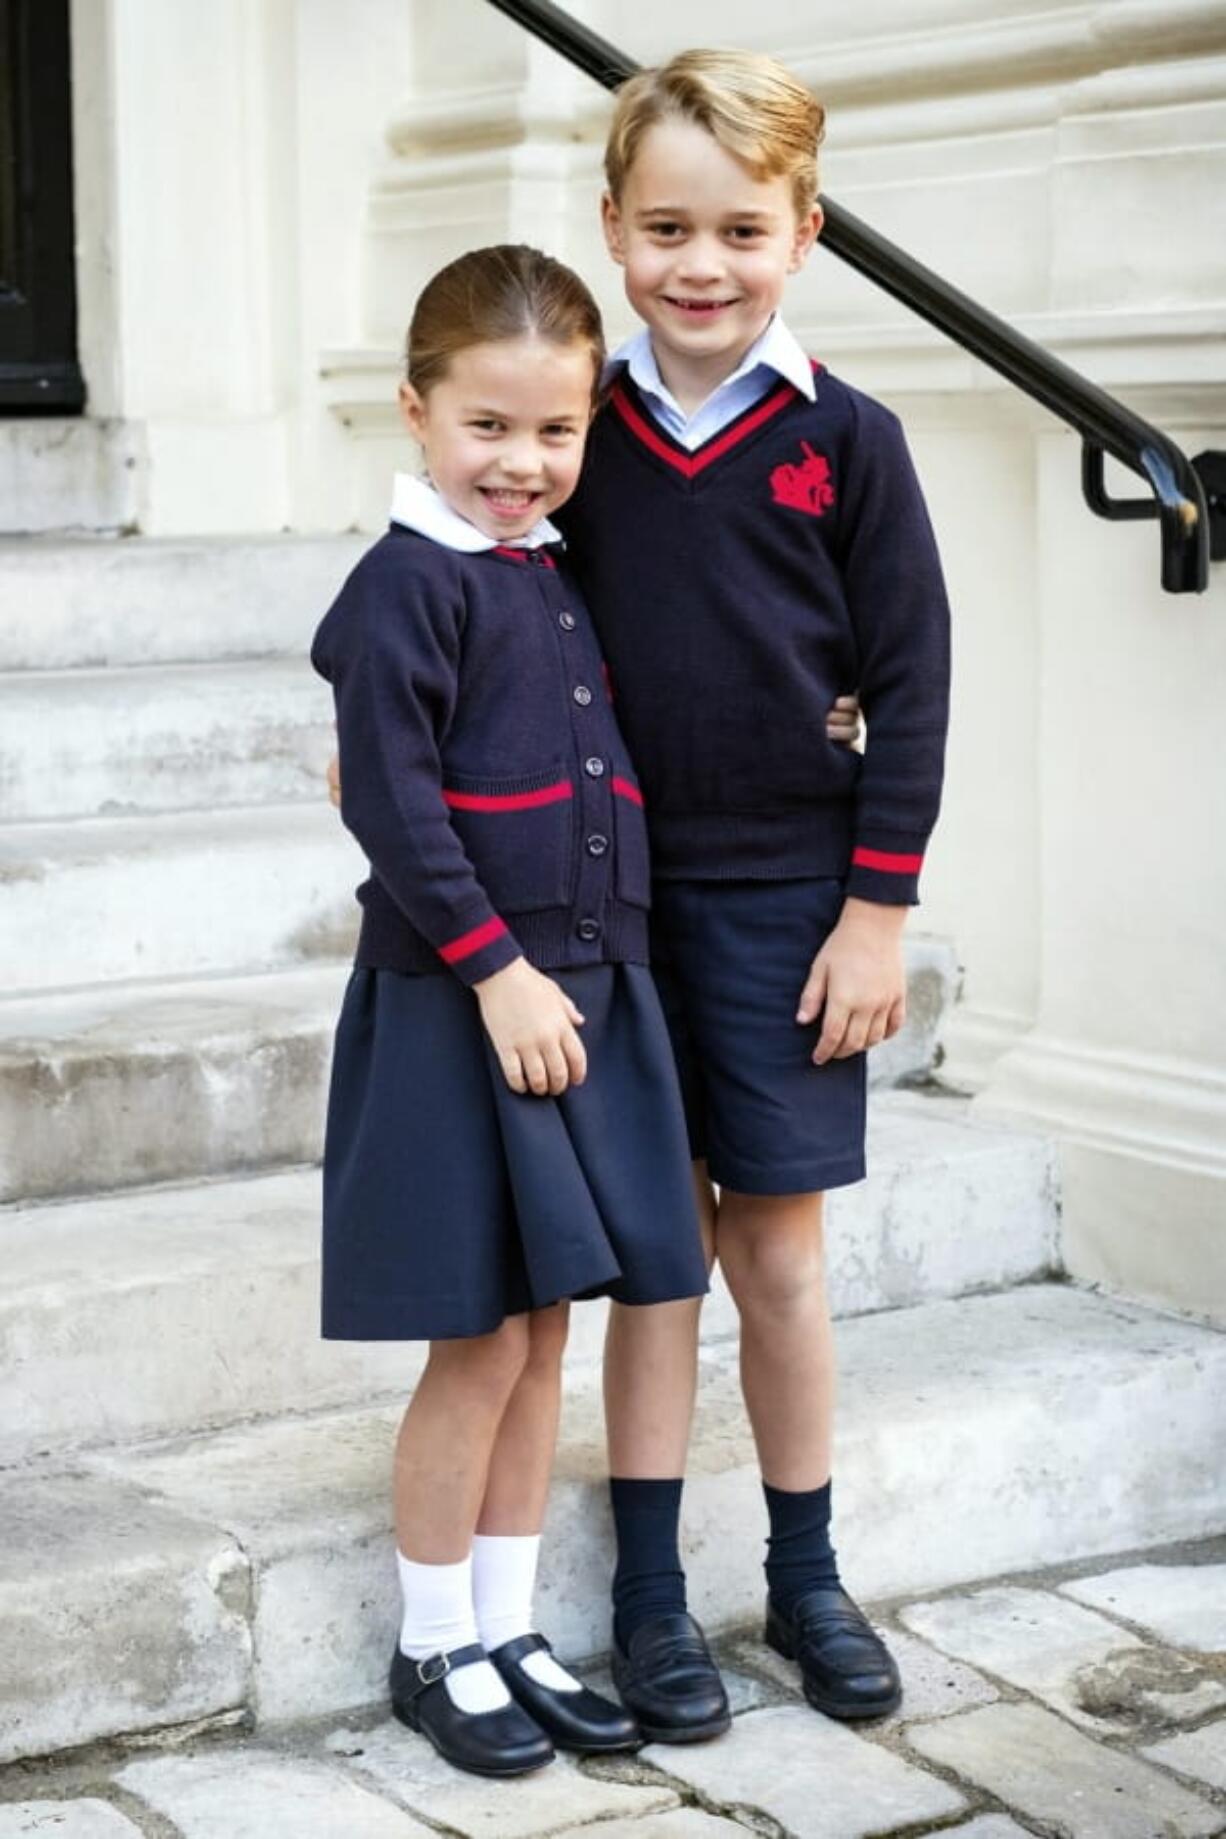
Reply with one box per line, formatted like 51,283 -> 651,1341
490,1631 -> 640,1753
611,1611 -> 731,1743
765,1588 -> 902,1720
389,1642 -> 555,1777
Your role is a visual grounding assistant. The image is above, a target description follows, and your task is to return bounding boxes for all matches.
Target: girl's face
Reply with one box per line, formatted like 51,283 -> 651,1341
399,335 -> 595,542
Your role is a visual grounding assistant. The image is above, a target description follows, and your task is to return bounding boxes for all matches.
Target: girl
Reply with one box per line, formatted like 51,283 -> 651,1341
310,244 -> 710,1778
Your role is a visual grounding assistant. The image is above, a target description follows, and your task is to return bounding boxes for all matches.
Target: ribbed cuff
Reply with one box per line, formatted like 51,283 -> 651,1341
846,834 -> 927,906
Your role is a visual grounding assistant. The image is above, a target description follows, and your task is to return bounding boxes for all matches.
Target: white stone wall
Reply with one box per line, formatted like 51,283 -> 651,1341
66,0 -> 1226,1316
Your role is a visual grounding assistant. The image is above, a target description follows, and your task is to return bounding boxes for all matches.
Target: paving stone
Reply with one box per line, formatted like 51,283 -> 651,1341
554,1814 -> 749,1839
942,1822 -> 1034,1839
1062,1564 -> 1226,1652
731,1626 -> 998,1723
643,1703 -> 965,1836
116,1751 -> 432,1838
328,1717 -> 677,1837
0,1806 -> 140,1839
899,1584 -> 1225,1731
1142,1722 -> 1226,1793
907,1701 -> 1223,1838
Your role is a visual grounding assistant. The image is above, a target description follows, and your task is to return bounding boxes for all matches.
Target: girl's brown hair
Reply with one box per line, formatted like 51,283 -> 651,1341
605,49 -> 825,220
406,245 -> 605,406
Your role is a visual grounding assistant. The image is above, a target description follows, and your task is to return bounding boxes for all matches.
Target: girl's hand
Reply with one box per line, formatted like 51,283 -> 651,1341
797,899 -> 907,1064
826,693 -> 863,749
475,958 -> 587,1096
326,750 -> 342,808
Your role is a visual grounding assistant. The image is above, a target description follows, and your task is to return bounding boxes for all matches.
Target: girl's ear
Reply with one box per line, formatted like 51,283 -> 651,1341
398,379 -> 428,440
601,191 -> 627,266
788,203 -> 824,274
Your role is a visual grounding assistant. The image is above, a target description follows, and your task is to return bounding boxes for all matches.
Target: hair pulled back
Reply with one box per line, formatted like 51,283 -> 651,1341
407,244 -> 605,406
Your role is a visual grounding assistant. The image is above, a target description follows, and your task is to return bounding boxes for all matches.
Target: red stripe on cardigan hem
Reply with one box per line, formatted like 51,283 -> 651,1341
443,781 -> 573,812
611,776 -> 644,807
610,380 -> 797,480
851,847 -> 924,873
438,916 -> 509,964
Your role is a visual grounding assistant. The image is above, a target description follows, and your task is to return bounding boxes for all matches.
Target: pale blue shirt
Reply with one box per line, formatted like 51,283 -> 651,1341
602,316 -> 816,451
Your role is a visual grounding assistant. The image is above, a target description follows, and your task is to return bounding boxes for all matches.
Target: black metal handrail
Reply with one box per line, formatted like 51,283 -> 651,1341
485,0 -> 1219,594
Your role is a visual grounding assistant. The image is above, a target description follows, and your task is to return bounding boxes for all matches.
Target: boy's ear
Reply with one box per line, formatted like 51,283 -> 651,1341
601,191 -> 627,266
398,380 -> 428,439
788,203 -> 824,274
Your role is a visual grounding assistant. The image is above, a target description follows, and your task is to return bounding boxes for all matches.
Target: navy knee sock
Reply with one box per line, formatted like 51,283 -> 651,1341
609,1477 -> 687,1648
763,1479 -> 841,1612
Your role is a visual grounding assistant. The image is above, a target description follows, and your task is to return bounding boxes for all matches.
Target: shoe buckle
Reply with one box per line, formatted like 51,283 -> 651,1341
416,1653 -> 449,1686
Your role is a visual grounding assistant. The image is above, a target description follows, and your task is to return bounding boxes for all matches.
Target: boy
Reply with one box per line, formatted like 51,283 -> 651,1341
557,49 -> 950,1737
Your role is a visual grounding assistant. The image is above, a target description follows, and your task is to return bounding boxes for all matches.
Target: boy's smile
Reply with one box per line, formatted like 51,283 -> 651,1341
602,119 -> 822,415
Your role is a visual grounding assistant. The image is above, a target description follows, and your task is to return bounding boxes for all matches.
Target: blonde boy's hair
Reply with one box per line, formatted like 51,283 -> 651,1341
604,48 -> 825,220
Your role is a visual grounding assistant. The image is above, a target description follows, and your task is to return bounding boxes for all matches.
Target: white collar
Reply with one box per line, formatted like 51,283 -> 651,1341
389,473 -> 561,552
603,315 -> 816,410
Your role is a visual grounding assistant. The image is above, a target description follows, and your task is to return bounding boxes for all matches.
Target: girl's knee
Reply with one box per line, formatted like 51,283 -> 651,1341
524,1301 -> 570,1372
426,1313 -> 531,1401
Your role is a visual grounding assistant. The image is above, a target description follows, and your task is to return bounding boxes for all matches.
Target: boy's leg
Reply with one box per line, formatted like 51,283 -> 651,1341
717,1187 -> 900,1719
601,1165 -> 729,1740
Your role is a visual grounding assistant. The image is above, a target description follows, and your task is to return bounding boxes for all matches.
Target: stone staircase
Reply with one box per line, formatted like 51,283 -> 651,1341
2,531 -> 1224,1770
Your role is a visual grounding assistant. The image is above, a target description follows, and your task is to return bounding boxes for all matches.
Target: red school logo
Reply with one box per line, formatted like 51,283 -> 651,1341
770,441 -> 835,517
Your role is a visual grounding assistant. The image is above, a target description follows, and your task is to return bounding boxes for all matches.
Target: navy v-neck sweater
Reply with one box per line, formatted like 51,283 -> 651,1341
311,528 -> 650,986
557,365 -> 951,905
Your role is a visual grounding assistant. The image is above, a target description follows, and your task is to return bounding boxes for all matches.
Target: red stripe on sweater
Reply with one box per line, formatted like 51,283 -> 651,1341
852,847 -> 924,874
443,780 -> 573,813
438,916 -> 509,965
611,776 -> 644,807
492,544 -> 556,568
610,381 -> 797,480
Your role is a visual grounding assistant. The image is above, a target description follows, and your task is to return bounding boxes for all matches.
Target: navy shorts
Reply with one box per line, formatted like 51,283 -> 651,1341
648,877 -> 867,1196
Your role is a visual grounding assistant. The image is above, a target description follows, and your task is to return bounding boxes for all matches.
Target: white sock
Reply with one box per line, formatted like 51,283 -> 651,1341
472,1533 -> 583,1694
396,1551 -> 510,1714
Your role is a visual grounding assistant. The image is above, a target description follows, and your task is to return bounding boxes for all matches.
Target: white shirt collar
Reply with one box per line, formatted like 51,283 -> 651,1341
603,315 -> 816,412
389,473 -> 561,552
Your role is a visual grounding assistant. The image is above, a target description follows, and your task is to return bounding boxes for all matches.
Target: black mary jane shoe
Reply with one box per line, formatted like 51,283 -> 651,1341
389,1641 -> 555,1777
489,1631 -> 641,1754
610,1611 -> 731,1744
765,1587 -> 902,1720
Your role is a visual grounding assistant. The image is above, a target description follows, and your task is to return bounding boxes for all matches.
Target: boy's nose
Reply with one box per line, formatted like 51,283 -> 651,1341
675,237 -> 726,283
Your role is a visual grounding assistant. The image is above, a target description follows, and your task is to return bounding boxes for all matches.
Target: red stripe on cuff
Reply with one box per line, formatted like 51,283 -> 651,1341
852,847 -> 924,874
438,916 -> 508,965
611,776 -> 644,807
443,781 -> 573,812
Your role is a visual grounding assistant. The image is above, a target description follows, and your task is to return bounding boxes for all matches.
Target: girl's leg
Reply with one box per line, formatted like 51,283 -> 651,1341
394,1314 -> 530,1714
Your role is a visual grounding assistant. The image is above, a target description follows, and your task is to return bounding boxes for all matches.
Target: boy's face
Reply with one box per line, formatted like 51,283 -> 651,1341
602,119 -> 821,390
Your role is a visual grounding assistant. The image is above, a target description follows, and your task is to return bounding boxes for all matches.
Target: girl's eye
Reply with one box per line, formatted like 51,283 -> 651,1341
649,222 -> 683,239
729,226 -> 764,241
541,425 -> 578,440
468,419 -> 503,433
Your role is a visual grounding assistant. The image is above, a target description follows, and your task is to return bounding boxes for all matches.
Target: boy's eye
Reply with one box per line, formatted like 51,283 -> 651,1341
729,225 -> 765,241
647,222 -> 684,239
467,419 -> 504,433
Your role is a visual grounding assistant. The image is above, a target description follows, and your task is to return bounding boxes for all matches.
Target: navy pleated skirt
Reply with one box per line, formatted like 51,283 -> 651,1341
321,961 -> 709,1340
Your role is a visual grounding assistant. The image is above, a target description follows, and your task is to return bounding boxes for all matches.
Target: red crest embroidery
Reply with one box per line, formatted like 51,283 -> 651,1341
770,441 -> 835,517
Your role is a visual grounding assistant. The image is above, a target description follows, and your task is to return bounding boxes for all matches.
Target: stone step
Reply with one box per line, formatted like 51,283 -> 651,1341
0,658 -> 334,821
0,533 -> 365,671
0,941 -> 958,1204
0,1093 -> 1057,1465
5,1284 -> 1223,1762
0,419 -> 143,536
0,803 -> 363,992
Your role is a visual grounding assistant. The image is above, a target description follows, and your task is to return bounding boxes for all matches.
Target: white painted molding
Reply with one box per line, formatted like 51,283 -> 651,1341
974,1033 -> 1226,1179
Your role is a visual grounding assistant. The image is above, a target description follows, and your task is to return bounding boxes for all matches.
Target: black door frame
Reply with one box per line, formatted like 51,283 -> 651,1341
0,0 -> 85,412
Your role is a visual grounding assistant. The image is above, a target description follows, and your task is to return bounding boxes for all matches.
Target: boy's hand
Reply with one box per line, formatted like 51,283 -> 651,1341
797,898 -> 907,1064
475,958 -> 587,1095
326,750 -> 341,809
826,693 -> 863,749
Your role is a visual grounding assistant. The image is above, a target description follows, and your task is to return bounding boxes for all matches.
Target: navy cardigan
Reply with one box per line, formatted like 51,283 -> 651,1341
559,364 -> 951,905
311,527 -> 651,987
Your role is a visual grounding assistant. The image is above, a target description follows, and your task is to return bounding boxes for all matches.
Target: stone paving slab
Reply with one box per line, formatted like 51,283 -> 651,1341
643,1704 -> 966,1837
942,1821 -> 1035,1838
900,1583 -> 1226,1731
323,1719 -> 678,1837
554,1815 -> 750,1839
1062,1563 -> 1226,1652
116,1751 -> 434,1838
907,1701 -> 1224,1838
1142,1722 -> 1226,1794
0,1806 -> 140,1838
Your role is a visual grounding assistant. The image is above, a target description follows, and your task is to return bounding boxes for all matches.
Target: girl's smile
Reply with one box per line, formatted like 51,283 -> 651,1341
399,336 -> 595,543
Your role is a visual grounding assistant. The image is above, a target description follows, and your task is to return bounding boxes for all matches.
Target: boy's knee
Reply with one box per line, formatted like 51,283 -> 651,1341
718,1198 -> 826,1314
